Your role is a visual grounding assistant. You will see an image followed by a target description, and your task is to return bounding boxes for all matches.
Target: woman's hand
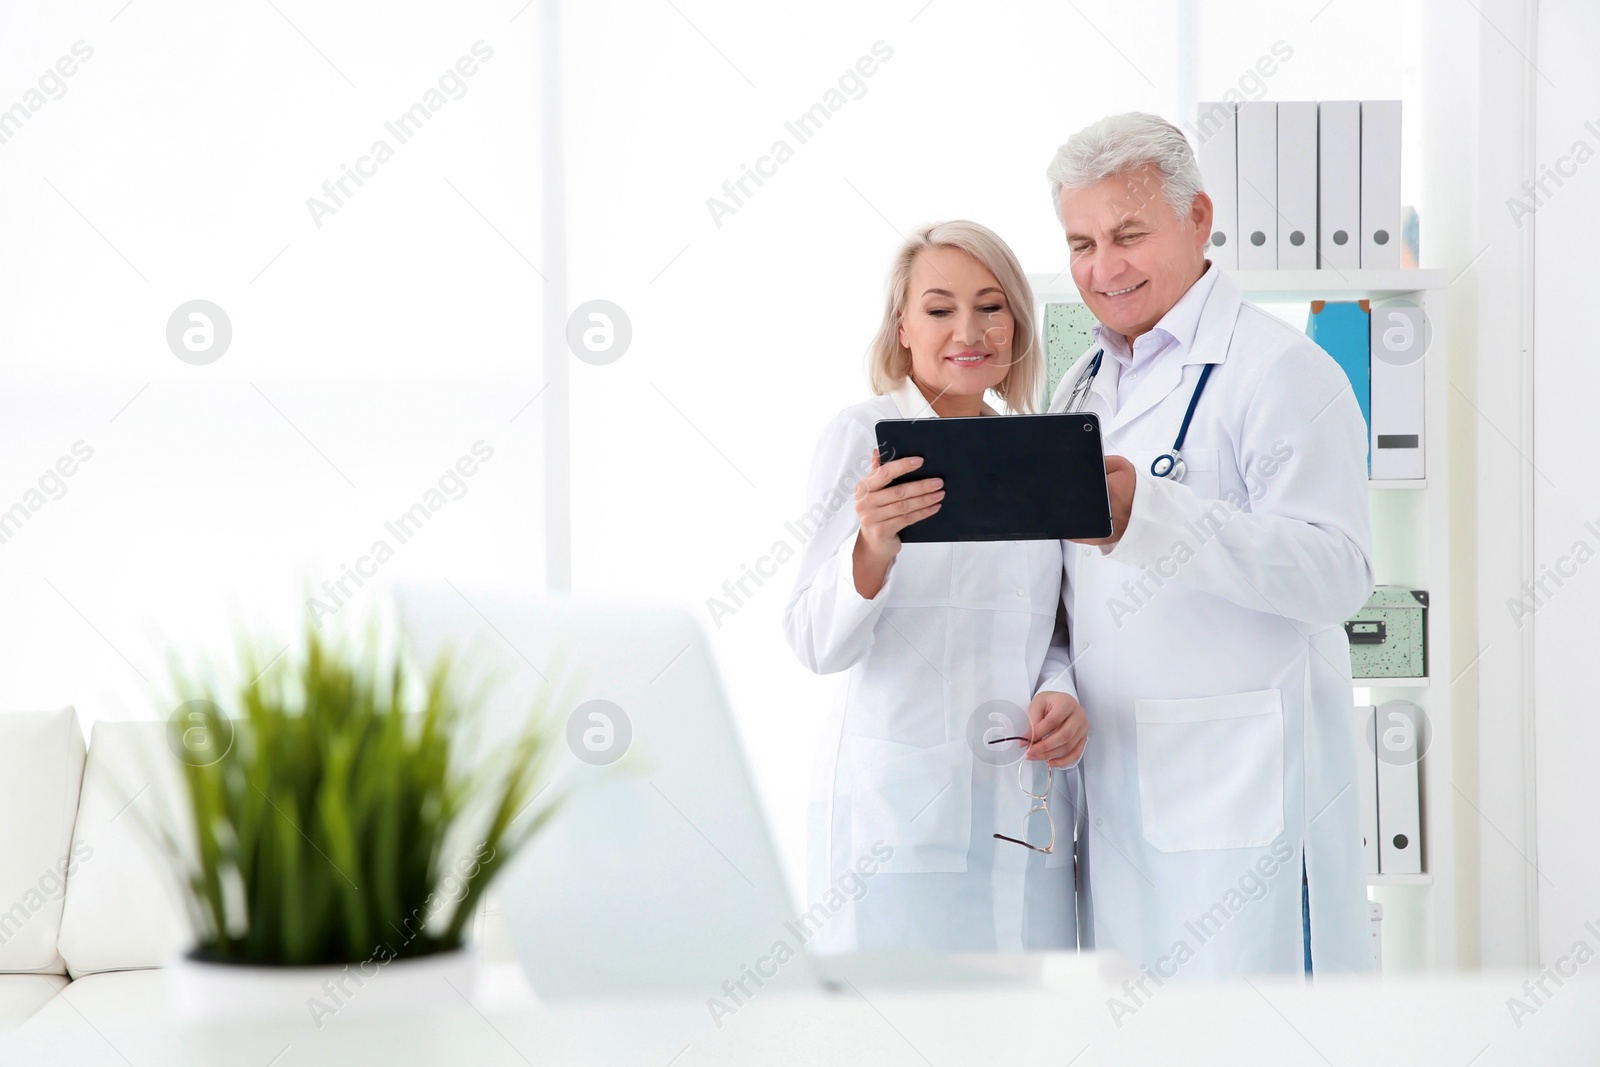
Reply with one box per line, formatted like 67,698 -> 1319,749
851,449 -> 944,598
1023,690 -> 1088,768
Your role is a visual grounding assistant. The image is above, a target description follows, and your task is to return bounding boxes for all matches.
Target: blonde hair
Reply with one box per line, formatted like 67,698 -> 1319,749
867,220 -> 1040,414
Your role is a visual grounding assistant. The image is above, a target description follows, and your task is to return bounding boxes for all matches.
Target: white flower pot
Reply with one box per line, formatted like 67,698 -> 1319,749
167,946 -> 478,1032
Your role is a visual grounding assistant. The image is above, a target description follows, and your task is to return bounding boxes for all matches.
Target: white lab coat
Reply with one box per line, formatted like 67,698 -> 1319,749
783,376 -> 1081,954
1044,267 -> 1376,976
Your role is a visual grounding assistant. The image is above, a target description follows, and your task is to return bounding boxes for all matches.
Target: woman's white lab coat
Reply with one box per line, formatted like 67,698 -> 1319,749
783,376 -> 1080,954
1044,267 -> 1376,976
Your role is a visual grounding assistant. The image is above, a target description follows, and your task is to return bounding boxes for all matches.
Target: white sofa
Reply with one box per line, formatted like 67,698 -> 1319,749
0,708 -> 82,1027
0,708 -> 200,1029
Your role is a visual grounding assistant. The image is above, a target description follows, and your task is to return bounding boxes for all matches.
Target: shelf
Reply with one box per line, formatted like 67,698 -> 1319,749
1227,269 -> 1447,299
1368,873 -> 1433,887
1027,268 -> 1448,303
1370,479 -> 1427,490
1353,677 -> 1430,688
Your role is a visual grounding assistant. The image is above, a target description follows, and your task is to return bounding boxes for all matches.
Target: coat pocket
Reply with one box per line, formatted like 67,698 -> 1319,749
1130,444 -> 1221,502
1174,445 -> 1221,502
847,736 -> 972,873
1133,688 -> 1284,852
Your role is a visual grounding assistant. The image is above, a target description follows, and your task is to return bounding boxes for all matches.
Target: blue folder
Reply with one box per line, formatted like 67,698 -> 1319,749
1307,300 -> 1372,474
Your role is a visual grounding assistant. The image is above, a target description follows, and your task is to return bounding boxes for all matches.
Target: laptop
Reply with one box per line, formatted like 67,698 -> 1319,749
395,585 -> 1041,1001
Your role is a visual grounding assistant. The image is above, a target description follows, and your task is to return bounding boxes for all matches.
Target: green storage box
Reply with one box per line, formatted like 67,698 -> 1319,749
1346,586 -> 1428,679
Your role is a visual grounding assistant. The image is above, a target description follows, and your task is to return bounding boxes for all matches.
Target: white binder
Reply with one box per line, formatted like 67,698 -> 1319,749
1375,702 -> 1422,875
1236,101 -> 1277,269
1195,101 -> 1239,269
1354,705 -> 1379,874
1360,100 -> 1402,268
1369,301 -> 1426,479
1318,101 -> 1361,270
1276,101 -> 1318,269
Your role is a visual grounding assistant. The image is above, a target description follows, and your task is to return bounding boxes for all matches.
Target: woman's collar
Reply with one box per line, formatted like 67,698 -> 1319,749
889,376 -> 1000,419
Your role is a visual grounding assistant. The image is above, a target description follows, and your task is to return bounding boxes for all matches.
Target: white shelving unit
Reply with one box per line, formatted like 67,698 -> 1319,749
1028,267 -> 1456,971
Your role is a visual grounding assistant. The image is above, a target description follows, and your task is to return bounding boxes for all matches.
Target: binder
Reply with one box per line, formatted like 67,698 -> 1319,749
1369,301 -> 1426,479
1318,101 -> 1361,270
1276,101 -> 1318,269
1369,901 -> 1384,969
1306,299 -> 1372,472
1375,702 -> 1422,875
1236,101 -> 1277,269
1353,705 -> 1379,875
1360,100 -> 1402,268
1194,101 -> 1239,269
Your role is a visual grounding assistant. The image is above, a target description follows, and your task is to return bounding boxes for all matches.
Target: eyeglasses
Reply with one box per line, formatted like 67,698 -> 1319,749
986,735 -> 1054,855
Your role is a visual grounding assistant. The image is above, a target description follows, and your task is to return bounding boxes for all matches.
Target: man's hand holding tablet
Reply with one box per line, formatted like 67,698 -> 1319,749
1074,454 -> 1135,546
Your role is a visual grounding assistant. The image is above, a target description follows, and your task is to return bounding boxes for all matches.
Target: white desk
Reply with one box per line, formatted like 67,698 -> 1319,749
7,956 -> 1596,1065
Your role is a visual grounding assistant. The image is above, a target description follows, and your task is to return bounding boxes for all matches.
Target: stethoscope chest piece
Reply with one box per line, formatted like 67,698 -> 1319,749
1150,452 -> 1185,481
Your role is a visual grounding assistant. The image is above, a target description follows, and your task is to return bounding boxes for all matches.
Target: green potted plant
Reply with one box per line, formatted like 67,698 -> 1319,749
153,615 -> 569,1027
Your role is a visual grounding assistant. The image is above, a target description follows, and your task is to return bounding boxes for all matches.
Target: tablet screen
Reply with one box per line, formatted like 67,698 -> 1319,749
875,412 -> 1112,542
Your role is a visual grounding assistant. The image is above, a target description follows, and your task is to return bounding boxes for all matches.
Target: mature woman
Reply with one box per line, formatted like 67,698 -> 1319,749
783,220 -> 1088,953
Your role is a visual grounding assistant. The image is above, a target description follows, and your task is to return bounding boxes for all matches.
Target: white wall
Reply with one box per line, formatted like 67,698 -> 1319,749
1418,0 -> 1543,971
0,3 -> 547,717
1532,0 -> 1600,969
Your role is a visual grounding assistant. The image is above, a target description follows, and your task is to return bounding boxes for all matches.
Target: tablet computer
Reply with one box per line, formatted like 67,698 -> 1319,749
874,412 -> 1112,542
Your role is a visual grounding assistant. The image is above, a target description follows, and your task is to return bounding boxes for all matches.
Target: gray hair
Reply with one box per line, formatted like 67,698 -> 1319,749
1045,112 -> 1204,222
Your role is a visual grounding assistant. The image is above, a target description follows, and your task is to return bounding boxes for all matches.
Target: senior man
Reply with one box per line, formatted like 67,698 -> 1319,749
1034,112 -> 1376,977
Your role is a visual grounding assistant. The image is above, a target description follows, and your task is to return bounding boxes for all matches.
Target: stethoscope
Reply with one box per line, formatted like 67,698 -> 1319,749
1063,347 -> 1216,483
